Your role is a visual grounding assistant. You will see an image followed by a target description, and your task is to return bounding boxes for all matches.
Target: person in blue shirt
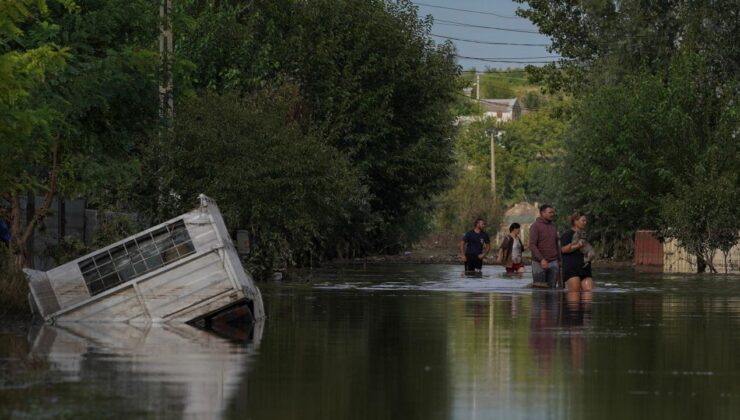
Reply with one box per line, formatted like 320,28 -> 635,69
459,218 -> 491,273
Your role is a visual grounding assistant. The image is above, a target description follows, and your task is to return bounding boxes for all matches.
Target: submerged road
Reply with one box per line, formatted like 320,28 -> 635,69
2,264 -> 739,419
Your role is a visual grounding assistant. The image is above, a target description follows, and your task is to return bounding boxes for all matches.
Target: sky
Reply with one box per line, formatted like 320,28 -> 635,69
412,0 -> 555,70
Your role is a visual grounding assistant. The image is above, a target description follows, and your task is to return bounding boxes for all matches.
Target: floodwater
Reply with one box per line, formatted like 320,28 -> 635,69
2,264 -> 740,419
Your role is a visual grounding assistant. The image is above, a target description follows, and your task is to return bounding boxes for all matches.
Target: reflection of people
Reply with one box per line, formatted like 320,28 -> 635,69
561,212 -> 593,292
562,291 -> 591,371
530,290 -> 592,374
497,223 -> 525,273
459,218 -> 491,273
529,291 -> 558,372
528,205 -> 560,288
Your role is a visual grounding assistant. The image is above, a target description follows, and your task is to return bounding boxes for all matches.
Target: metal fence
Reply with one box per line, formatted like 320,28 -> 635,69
663,238 -> 740,274
16,196 -> 96,270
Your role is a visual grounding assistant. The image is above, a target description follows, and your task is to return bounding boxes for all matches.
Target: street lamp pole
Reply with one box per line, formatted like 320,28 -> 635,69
476,72 -> 480,103
490,130 -> 496,197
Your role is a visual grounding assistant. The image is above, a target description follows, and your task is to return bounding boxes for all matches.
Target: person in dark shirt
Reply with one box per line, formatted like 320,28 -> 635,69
560,212 -> 593,292
459,218 -> 491,273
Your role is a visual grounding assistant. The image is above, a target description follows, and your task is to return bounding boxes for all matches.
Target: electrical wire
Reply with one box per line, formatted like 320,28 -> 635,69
435,19 -> 540,34
431,33 -> 550,47
468,55 -> 562,60
413,2 -> 521,19
458,71 -> 532,81
455,55 -> 561,64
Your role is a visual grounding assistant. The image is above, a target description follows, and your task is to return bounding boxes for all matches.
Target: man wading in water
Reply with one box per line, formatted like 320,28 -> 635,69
459,218 -> 491,274
529,204 -> 561,288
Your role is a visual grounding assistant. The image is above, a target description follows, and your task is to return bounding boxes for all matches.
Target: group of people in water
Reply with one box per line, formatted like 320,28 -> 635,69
459,204 -> 593,291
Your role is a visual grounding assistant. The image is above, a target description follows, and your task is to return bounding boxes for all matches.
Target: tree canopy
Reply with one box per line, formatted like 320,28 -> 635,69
512,0 -> 740,263
165,0 -> 461,257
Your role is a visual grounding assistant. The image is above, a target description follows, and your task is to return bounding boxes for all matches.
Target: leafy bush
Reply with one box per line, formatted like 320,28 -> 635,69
144,86 -> 361,279
433,167 -> 504,235
177,0 -> 459,257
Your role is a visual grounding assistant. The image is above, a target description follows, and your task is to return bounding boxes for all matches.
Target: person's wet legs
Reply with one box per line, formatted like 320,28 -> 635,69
532,262 -> 546,285
566,279 -> 581,314
545,261 -> 559,288
566,276 -> 582,292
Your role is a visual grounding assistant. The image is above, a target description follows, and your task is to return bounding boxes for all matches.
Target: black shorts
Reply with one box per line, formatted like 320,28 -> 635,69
563,263 -> 592,280
465,254 -> 483,271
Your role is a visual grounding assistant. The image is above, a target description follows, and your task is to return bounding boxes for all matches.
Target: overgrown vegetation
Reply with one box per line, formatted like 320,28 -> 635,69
149,87 -> 361,278
431,77 -> 570,236
512,0 -> 740,266
2,0 -> 460,279
3,0 -> 737,283
1,0 -> 159,270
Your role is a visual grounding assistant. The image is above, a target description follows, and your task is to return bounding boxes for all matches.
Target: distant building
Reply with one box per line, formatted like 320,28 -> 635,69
455,98 -> 522,126
480,98 -> 521,122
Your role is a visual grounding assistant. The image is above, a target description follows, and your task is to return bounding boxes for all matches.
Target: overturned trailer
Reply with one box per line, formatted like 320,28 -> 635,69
24,194 -> 264,325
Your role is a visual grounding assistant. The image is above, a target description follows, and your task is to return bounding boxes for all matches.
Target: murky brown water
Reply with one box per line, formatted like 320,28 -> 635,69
2,264 -> 740,419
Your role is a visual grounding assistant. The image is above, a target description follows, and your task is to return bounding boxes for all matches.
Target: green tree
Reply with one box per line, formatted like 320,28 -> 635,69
480,77 -> 515,99
452,98 -> 569,205
175,0 -> 460,256
499,103 -> 569,202
514,0 -> 740,95
151,87 -> 361,278
432,166 -> 502,235
1,0 -> 74,268
1,0 -> 161,269
661,167 -> 740,273
553,53 -> 739,260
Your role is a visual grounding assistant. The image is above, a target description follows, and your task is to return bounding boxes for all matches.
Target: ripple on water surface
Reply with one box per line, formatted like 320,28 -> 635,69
2,264 -> 740,419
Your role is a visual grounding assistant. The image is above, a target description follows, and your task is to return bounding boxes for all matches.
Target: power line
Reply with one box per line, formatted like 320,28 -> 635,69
413,2 -> 521,19
454,92 -> 544,113
470,55 -> 562,60
458,71 -> 532,81
435,19 -> 540,34
455,55 -> 560,64
431,33 -> 550,47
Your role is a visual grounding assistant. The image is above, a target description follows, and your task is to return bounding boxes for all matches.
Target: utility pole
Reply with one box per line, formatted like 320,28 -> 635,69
159,0 -> 174,122
476,72 -> 481,103
490,130 -> 496,197
156,0 -> 173,219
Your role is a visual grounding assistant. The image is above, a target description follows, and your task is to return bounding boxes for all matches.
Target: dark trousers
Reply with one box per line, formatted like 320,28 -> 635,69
465,254 -> 483,271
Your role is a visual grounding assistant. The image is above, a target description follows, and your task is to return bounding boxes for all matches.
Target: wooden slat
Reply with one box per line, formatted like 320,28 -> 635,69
58,287 -> 146,322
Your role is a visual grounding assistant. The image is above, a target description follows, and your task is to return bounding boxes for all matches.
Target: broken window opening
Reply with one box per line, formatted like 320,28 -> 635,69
79,219 -> 195,296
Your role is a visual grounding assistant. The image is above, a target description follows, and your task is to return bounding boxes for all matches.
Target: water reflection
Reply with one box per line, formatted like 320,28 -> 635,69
226,290 -> 452,419
529,291 -> 591,374
4,265 -> 740,419
5,322 -> 262,419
